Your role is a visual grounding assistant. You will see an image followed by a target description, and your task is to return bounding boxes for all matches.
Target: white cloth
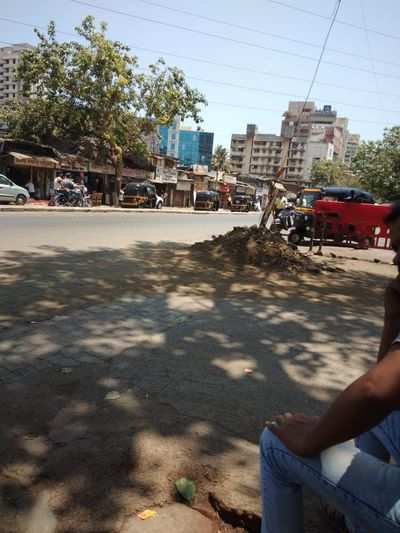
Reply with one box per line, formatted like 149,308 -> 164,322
25,182 -> 35,193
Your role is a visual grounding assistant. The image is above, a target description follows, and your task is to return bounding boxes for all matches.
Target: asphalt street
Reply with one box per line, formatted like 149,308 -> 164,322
1,211 -> 261,252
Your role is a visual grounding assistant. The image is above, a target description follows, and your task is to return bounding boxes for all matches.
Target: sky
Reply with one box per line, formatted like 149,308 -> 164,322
2,0 -> 400,149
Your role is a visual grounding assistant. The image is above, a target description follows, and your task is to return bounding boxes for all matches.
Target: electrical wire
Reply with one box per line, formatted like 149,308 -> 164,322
76,0 -> 400,70
206,100 -> 397,127
297,0 -> 342,119
68,0 -> 400,82
3,14 -> 400,99
359,0 -> 383,109
265,0 -> 400,42
186,74 -> 400,114
130,44 -> 400,100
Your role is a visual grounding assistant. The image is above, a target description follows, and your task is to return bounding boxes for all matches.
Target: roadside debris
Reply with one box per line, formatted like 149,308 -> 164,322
175,477 -> 196,504
137,509 -> 157,520
192,226 -> 321,274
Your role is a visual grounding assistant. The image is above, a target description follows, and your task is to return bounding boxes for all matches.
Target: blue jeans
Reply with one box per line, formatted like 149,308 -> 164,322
260,412 -> 400,533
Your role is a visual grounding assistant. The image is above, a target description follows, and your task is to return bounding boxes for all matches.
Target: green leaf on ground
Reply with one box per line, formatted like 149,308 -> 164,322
175,477 -> 196,503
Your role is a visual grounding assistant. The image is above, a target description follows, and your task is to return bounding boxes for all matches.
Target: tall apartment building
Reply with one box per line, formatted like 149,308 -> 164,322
344,133 -> 361,166
159,121 -> 214,168
0,43 -> 33,104
280,102 -> 352,181
230,124 -> 307,183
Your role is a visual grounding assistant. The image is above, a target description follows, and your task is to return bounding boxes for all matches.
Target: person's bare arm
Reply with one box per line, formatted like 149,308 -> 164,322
378,283 -> 400,361
272,345 -> 400,457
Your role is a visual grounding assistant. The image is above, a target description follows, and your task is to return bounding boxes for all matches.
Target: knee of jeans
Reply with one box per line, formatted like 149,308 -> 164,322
260,428 -> 282,456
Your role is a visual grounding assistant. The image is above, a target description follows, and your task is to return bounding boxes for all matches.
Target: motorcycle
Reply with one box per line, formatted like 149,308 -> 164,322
52,188 -> 85,207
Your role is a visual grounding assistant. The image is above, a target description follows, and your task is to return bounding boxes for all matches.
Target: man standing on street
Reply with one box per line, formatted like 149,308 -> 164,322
25,178 -> 35,198
260,202 -> 400,533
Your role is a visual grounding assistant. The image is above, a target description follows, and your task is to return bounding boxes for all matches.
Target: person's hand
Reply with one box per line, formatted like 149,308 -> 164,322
267,413 -> 321,457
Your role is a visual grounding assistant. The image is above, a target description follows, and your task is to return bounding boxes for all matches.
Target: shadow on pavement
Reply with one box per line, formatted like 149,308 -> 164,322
0,242 -> 392,532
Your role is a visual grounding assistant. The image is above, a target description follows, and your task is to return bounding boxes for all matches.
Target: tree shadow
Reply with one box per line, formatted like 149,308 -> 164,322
0,242 -> 393,531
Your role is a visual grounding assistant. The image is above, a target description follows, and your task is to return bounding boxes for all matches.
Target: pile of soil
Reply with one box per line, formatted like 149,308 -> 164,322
192,226 -> 321,274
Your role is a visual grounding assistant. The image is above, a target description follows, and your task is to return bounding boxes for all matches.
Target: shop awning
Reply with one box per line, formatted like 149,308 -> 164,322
5,151 -> 59,169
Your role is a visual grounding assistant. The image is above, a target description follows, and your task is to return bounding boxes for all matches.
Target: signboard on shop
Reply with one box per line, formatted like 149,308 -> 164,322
154,167 -> 178,184
176,180 -> 192,191
192,165 -> 208,175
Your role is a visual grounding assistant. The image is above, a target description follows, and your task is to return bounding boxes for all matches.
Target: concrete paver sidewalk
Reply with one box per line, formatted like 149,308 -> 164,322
0,263 -> 385,532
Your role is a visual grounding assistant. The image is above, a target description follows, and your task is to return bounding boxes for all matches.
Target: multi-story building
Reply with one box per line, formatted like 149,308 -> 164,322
280,102 -> 354,181
230,124 -> 306,183
178,129 -> 214,168
0,43 -> 33,104
159,121 -> 214,168
344,133 -> 361,166
159,118 -> 180,159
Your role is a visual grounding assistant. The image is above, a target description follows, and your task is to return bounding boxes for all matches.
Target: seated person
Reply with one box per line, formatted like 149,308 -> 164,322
260,202 -> 400,533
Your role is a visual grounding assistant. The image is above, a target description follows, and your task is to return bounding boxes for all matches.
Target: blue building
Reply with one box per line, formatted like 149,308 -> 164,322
159,119 -> 180,159
178,130 -> 214,168
159,122 -> 214,169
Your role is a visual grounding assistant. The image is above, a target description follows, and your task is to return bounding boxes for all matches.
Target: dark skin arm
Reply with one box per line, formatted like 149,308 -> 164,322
272,345 -> 400,457
378,280 -> 400,361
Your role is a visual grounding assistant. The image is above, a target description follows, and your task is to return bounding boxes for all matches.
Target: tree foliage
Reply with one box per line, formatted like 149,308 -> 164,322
310,159 -> 360,188
351,127 -> 400,201
0,17 -> 206,196
212,145 -> 230,173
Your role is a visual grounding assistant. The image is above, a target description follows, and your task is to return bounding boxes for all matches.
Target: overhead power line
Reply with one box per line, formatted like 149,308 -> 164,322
97,0 -> 400,70
298,0 -> 341,115
265,0 -> 400,42
207,100 -> 398,127
359,0 -> 383,109
3,4 -> 399,117
131,44 -> 400,100
2,13 -> 399,99
69,0 -> 400,82
187,74 -> 400,114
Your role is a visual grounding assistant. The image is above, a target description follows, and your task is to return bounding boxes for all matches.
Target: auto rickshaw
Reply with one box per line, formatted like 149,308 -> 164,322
194,191 -> 220,211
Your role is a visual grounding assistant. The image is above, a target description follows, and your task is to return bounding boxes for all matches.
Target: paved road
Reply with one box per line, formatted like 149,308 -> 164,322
1,211 -> 261,251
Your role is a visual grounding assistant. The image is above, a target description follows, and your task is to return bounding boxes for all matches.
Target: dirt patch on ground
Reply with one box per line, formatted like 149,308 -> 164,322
192,226 -> 322,274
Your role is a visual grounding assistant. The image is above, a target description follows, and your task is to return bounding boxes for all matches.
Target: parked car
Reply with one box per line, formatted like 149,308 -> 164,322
120,182 -> 163,209
0,174 -> 29,205
194,191 -> 220,211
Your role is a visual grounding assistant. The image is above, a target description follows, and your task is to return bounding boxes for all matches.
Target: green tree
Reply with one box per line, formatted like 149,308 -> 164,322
212,145 -> 230,173
1,17 -> 206,203
310,159 -> 360,188
352,127 -> 400,201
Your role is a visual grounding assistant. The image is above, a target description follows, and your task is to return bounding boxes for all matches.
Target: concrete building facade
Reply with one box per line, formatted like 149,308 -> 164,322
344,133 -> 361,166
0,43 -> 33,104
280,101 -> 355,182
230,124 -> 306,183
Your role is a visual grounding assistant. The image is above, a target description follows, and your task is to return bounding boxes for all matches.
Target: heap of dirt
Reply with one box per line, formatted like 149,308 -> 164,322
191,225 -> 321,274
